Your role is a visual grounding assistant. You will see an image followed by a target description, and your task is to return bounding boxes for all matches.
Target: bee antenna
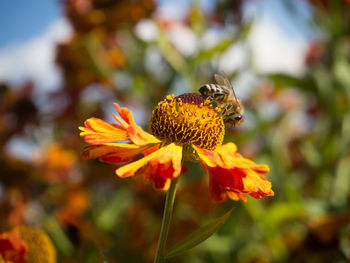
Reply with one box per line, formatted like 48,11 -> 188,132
222,70 -> 238,102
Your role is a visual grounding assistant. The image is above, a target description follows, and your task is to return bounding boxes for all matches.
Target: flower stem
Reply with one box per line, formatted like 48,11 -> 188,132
153,177 -> 179,263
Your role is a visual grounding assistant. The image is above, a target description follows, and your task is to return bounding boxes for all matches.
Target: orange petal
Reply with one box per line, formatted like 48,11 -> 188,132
227,192 -> 247,202
243,169 -> 274,198
142,144 -> 160,156
79,117 -> 128,144
113,103 -> 161,146
116,143 -> 183,190
194,143 -> 273,202
193,142 -> 238,168
82,143 -> 147,164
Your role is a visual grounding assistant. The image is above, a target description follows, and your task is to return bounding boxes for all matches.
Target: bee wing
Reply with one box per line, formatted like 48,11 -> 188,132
214,73 -> 227,86
222,71 -> 238,101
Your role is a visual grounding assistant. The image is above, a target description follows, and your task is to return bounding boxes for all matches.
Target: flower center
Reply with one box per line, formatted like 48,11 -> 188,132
149,93 -> 225,151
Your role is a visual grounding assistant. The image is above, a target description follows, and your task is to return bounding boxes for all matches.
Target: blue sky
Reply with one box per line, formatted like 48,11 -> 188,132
0,0 -> 313,48
0,0 -> 62,47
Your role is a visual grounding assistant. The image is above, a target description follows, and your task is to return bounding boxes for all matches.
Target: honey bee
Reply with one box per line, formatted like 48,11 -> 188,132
199,72 -> 244,127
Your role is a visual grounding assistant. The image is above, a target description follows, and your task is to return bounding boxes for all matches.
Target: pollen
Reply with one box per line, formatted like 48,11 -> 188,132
149,93 -> 225,152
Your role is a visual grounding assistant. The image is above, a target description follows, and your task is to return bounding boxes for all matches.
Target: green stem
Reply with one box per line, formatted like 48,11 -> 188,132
153,177 -> 179,263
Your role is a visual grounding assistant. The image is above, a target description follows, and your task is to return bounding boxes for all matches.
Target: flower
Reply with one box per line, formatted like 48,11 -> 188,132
0,226 -> 55,263
14,226 -> 56,263
79,93 -> 274,202
0,229 -> 27,263
56,187 -> 90,226
34,143 -> 78,183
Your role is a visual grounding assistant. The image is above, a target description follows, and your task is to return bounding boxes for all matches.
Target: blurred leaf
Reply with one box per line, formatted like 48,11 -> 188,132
191,22 -> 252,64
339,224 -> 350,261
156,26 -> 193,83
99,250 -> 108,263
44,216 -> 74,256
230,117 -> 280,144
199,235 -> 233,253
300,141 -> 322,168
191,39 -> 233,63
164,208 -> 233,259
305,199 -> 328,217
132,75 -> 146,95
86,250 -> 99,263
341,110 -> 350,145
263,202 -> 304,229
330,157 -> 350,207
334,58 -> 350,94
190,3 -> 205,35
95,187 -> 133,231
84,33 -> 114,77
312,66 -> 334,102
243,197 -> 264,221
266,233 -> 289,261
267,73 -> 314,92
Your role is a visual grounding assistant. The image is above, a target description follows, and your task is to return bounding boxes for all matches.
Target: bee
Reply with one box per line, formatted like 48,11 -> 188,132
199,72 -> 244,127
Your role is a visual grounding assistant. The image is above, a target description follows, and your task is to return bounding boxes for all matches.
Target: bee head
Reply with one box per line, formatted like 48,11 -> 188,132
234,115 -> 243,121
233,115 -> 245,126
224,115 -> 245,127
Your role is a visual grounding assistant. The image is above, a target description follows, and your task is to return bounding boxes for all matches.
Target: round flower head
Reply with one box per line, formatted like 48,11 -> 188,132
79,93 -> 274,202
149,93 -> 224,161
14,225 -> 56,263
0,225 -> 56,263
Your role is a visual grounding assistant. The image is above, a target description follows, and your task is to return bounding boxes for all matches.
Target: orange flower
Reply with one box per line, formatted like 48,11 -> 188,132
0,229 -> 27,263
79,93 -> 274,201
34,143 -> 77,183
0,226 -> 56,263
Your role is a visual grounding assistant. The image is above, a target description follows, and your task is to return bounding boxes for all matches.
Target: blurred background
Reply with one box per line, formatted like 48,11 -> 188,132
0,0 -> 350,262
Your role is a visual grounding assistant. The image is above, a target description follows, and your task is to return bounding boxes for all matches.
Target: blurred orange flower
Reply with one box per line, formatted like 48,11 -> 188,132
56,188 -> 90,226
79,93 -> 274,202
0,229 -> 27,263
34,143 -> 77,183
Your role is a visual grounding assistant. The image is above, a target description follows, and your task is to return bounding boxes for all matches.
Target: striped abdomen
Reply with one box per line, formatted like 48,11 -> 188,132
199,84 -> 230,103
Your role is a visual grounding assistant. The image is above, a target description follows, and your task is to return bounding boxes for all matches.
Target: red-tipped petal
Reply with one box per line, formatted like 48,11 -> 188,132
116,143 -> 183,190
194,143 -> 273,202
82,143 -> 147,164
113,103 -> 161,146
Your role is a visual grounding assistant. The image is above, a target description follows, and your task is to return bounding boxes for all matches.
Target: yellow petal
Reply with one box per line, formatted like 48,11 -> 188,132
79,117 -> 128,144
193,142 -> 238,168
116,143 -> 183,190
113,103 -> 161,146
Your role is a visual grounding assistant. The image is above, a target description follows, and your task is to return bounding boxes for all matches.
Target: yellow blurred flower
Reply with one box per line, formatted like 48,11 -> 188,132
0,226 -> 55,263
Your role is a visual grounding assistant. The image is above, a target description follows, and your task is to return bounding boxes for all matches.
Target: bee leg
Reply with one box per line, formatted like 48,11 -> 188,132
213,93 -> 226,100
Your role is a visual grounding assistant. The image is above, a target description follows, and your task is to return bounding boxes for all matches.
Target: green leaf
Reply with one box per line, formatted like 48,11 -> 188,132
330,157 -> 350,207
156,27 -> 191,78
267,73 -> 311,89
191,39 -> 233,63
44,216 -> 74,256
164,208 -> 233,259
95,187 -> 133,231
190,22 -> 252,64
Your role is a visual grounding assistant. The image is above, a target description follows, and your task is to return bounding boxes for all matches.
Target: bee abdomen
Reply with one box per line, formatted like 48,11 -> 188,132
199,85 -> 212,99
